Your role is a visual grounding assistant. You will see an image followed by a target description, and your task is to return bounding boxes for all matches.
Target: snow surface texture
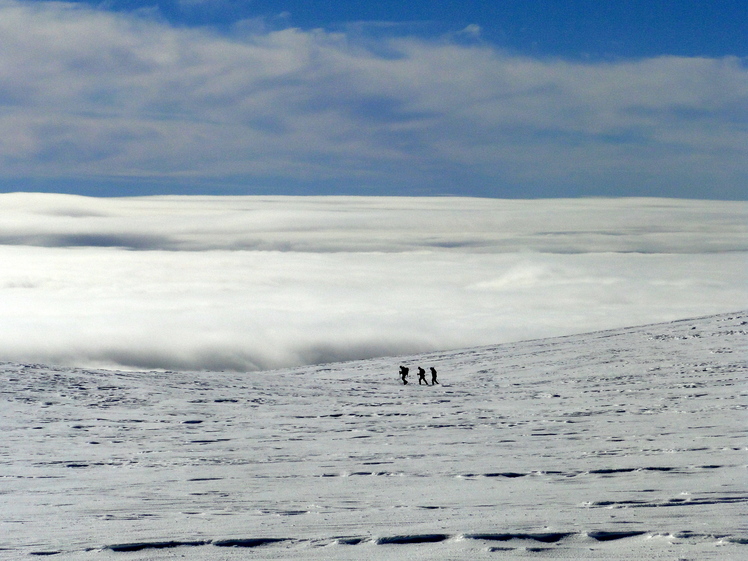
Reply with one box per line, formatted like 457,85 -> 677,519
1,312 -> 746,560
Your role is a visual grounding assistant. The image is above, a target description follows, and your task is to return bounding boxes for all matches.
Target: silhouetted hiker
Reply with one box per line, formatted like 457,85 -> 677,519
417,367 -> 428,385
399,365 -> 409,385
430,367 -> 438,385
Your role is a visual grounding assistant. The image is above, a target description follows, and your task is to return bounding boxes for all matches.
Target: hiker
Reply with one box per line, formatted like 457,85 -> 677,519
399,365 -> 409,385
430,367 -> 438,385
417,367 -> 428,385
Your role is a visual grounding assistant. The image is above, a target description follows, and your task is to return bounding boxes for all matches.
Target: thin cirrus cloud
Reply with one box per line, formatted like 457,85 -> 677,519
0,193 -> 746,372
0,1 -> 746,198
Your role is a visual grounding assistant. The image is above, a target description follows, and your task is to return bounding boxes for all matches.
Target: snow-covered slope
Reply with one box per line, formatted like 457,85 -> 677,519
1,312 -> 746,560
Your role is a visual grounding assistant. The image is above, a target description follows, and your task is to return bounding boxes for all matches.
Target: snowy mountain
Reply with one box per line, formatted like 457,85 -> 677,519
1,311 -> 746,559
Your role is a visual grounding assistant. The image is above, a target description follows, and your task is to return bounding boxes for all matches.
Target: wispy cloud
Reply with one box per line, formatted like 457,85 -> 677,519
1,194 -> 745,371
0,1 -> 746,197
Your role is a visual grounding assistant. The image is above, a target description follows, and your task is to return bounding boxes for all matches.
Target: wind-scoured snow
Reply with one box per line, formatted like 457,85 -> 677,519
1,311 -> 746,559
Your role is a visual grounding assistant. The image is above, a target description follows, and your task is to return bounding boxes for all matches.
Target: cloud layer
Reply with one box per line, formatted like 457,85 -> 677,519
1,1 -> 747,197
1,194 -> 745,371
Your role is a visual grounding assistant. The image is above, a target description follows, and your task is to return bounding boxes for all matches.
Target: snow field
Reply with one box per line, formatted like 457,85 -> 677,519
0,311 -> 746,559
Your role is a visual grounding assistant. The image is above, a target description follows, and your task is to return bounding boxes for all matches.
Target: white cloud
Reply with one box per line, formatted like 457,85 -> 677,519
0,1 -> 746,196
0,194 -> 745,371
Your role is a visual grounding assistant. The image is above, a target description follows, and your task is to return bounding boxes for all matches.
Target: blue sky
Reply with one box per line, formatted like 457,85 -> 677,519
69,0 -> 747,59
1,1 -> 747,198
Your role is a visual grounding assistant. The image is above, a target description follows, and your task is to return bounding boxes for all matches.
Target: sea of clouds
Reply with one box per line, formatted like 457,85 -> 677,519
1,193 -> 745,371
